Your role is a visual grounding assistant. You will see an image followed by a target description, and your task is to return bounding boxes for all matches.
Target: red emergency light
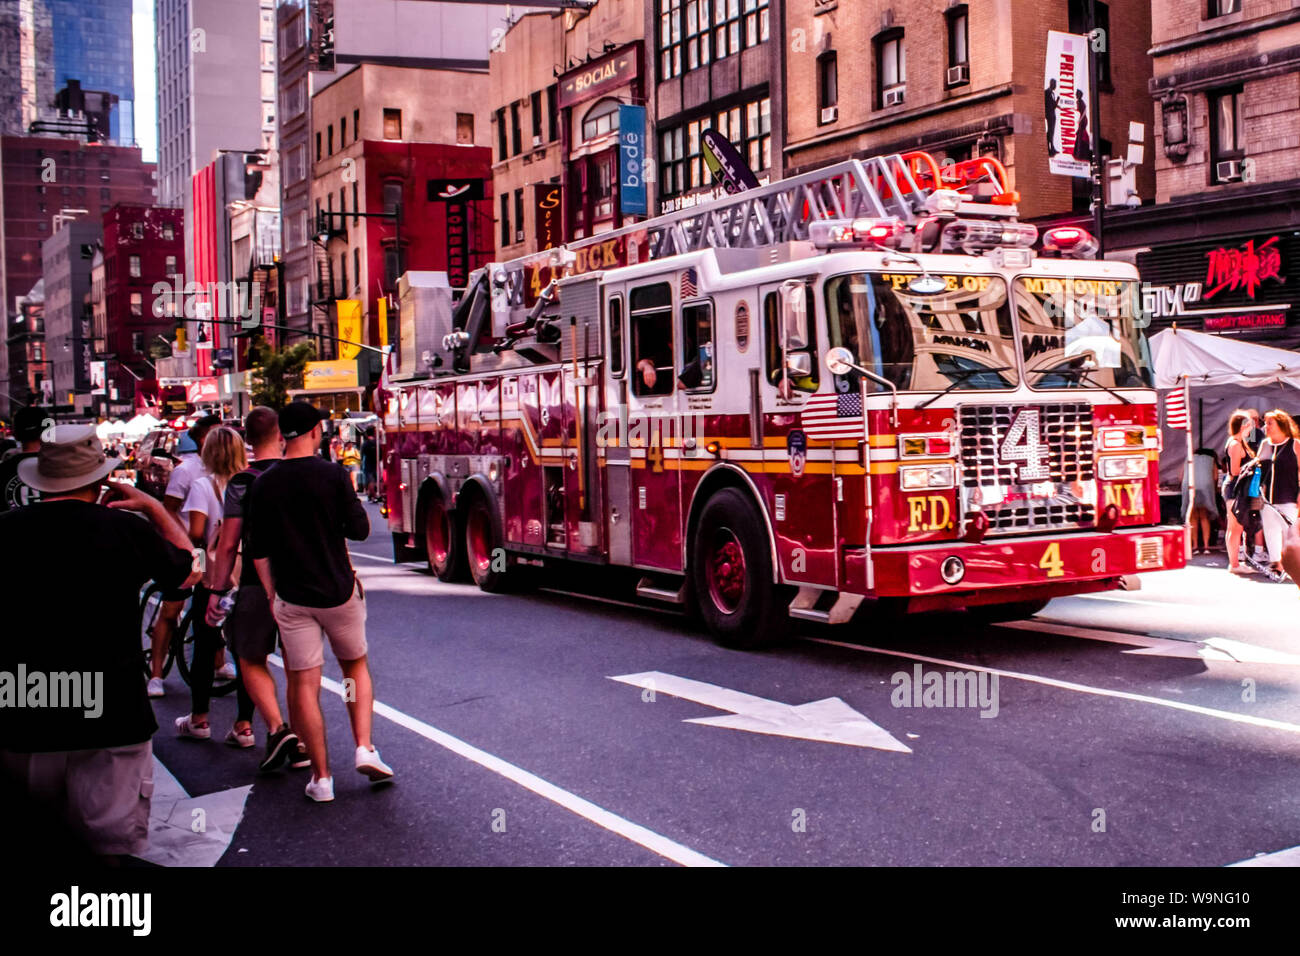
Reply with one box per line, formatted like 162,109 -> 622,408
1042,226 -> 1099,258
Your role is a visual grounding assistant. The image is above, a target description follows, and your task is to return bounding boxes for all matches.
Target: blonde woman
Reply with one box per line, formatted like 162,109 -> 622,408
1259,410 -> 1300,576
176,426 -> 258,744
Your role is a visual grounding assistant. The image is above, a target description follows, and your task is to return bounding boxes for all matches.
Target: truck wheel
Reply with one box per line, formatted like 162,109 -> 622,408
966,598 -> 1051,624
424,494 -> 466,582
691,488 -> 789,648
392,532 -> 420,563
464,494 -> 509,593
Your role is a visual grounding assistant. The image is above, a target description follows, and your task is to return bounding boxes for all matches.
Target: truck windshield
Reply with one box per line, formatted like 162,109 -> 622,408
1015,277 -> 1154,389
825,272 -> 1019,393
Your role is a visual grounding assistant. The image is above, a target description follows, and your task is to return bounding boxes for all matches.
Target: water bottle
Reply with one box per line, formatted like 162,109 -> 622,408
213,590 -> 237,627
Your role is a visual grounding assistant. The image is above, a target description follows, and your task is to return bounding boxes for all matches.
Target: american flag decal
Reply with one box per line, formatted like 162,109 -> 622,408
801,390 -> 865,440
681,267 -> 698,299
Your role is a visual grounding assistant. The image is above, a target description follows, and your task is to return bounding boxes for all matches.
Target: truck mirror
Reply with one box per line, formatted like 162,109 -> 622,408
779,279 -> 808,350
784,350 -> 812,379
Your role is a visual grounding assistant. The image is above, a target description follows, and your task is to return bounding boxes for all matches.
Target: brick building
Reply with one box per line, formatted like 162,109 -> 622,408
784,0 -> 1155,222
1106,0 -> 1300,349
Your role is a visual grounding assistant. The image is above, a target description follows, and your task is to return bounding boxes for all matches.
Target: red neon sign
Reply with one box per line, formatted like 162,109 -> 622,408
1204,235 -> 1284,300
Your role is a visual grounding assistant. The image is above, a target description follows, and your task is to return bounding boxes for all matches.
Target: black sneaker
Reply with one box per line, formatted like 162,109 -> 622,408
258,724 -> 299,773
288,743 -> 311,770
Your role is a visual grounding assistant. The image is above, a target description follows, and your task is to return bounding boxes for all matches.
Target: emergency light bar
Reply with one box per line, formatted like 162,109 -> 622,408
941,220 -> 1039,255
810,217 -> 905,250
1042,226 -> 1099,259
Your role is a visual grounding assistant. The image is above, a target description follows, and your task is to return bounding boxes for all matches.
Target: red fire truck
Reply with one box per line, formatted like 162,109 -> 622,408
379,151 -> 1184,647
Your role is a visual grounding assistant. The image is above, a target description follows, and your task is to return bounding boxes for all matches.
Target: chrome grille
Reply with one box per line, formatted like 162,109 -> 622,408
959,402 -> 1096,534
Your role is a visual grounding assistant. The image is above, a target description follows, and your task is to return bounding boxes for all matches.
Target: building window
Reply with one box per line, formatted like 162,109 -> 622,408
382,180 -> 403,219
339,187 -> 346,220
745,97 -> 771,172
165,255 -> 177,274
383,108 -> 402,140
946,5 -> 969,86
339,253 -> 347,296
546,86 -> 559,141
457,112 -> 474,145
500,193 -> 510,247
660,126 -> 685,198
130,292 -> 143,315
163,223 -> 174,240
352,181 -> 359,224
340,115 -> 347,145
131,222 -> 143,239
354,108 -> 360,139
132,331 -> 144,353
327,124 -> 334,155
1208,0 -> 1240,17
1209,87 -> 1245,183
817,51 -> 838,122
582,99 -> 620,141
531,91 -> 543,144
742,0 -> 769,48
659,95 -> 770,203
593,158 -> 614,221
316,131 -> 321,162
129,255 -> 141,277
660,0 -> 685,79
354,248 -> 360,291
510,103 -> 522,155
686,0 -> 711,71
496,108 -> 508,159
514,188 -> 525,243
714,0 -> 742,60
876,30 -> 906,108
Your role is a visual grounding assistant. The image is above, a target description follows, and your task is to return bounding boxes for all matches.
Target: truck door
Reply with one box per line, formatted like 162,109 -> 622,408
625,278 -> 683,571
602,287 -> 632,566
759,279 -> 842,589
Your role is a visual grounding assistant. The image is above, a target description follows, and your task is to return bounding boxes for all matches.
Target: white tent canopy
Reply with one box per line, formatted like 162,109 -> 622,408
121,413 -> 161,439
1151,327 -> 1300,390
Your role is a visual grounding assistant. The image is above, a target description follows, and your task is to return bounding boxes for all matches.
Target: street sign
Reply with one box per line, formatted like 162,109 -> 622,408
609,671 -> 912,751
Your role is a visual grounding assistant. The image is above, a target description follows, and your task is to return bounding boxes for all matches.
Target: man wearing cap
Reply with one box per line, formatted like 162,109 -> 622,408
245,402 -> 393,802
0,405 -> 51,511
0,425 -> 200,859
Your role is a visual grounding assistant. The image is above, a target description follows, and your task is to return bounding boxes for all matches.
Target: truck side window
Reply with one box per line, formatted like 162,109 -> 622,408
608,295 -> 624,377
679,302 -> 713,390
630,282 -> 673,397
762,288 -> 820,392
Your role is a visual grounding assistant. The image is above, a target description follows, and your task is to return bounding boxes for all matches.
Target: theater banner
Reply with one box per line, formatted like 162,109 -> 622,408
1044,31 -> 1093,179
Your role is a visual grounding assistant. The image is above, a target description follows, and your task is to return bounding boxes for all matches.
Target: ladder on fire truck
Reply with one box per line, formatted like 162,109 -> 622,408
565,149 -> 1020,266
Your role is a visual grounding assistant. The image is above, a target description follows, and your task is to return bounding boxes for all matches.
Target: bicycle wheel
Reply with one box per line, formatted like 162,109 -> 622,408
175,604 -> 240,697
139,582 -> 176,679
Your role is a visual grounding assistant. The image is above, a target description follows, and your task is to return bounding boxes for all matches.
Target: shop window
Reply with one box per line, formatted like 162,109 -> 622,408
630,283 -> 674,397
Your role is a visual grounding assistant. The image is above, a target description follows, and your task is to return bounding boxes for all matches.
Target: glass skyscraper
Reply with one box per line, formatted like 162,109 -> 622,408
47,0 -> 135,144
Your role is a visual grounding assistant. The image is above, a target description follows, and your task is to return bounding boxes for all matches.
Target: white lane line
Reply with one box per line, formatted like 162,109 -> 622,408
267,655 -> 724,867
1229,844 -> 1300,867
1002,620 -> 1300,666
1070,593 -> 1188,609
800,638 -> 1300,736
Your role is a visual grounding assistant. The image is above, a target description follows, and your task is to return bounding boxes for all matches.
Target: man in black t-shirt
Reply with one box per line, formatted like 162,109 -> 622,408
0,425 -> 197,859
0,405 -> 50,511
246,402 -> 393,803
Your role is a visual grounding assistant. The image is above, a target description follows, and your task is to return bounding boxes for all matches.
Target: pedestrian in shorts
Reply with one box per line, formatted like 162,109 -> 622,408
245,402 -> 394,802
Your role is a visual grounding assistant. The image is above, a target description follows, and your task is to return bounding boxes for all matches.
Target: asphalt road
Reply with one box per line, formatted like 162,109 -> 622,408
147,503 -> 1300,867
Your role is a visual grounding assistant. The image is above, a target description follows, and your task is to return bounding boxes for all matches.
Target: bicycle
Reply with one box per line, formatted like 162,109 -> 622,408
139,581 -> 239,695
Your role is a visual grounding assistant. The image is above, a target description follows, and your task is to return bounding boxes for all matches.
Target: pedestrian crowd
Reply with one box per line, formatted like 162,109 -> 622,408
0,401 -> 392,863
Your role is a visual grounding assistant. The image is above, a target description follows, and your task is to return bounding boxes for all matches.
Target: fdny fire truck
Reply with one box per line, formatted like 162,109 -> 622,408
379,151 -> 1184,648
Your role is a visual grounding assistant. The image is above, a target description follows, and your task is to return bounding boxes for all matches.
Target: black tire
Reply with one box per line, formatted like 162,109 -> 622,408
966,598 -> 1051,625
690,488 -> 790,648
424,493 -> 467,582
140,583 -> 176,679
463,493 -> 511,593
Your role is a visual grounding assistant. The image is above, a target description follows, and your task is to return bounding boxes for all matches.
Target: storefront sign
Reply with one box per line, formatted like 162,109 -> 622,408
558,46 -> 638,110
1203,235 -> 1284,300
428,179 -> 483,289
702,129 -> 759,194
303,359 -> 359,391
186,378 -> 219,404
1044,31 -> 1094,179
619,105 -> 647,216
336,299 -> 362,360
534,183 -> 563,249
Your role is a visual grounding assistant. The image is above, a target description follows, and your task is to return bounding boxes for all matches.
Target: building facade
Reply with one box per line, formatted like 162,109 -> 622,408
47,0 -> 137,145
783,0 -> 1155,222
1106,0 -> 1300,350
41,220 -> 101,412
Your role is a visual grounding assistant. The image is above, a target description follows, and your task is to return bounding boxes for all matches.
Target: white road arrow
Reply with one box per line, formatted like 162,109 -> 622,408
137,757 -> 251,867
609,671 -> 911,753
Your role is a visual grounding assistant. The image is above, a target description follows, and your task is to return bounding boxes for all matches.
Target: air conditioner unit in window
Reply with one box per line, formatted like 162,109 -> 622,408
883,88 -> 905,107
1216,160 -> 1243,182
820,106 -> 838,123
947,64 -> 969,85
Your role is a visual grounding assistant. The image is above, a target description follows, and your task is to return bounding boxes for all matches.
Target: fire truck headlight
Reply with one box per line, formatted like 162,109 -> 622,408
940,556 -> 966,585
901,464 -> 955,491
1099,455 -> 1146,480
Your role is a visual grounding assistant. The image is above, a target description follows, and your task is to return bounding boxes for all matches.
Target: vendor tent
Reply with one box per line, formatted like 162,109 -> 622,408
1150,328 -> 1300,486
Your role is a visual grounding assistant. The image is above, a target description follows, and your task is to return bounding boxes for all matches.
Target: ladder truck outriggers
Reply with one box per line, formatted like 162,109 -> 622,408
379,150 -> 1183,647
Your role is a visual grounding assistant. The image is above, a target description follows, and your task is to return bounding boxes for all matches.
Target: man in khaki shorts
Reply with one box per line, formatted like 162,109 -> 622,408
0,425 -> 198,858
245,402 -> 393,802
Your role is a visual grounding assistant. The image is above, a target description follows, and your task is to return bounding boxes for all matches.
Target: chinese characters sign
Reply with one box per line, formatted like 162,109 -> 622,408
1203,236 -> 1284,300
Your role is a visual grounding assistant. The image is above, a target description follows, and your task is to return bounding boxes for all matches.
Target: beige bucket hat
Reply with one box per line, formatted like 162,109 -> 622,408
18,424 -> 122,494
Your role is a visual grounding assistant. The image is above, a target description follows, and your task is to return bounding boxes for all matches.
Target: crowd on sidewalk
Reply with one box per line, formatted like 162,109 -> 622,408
0,401 -> 394,864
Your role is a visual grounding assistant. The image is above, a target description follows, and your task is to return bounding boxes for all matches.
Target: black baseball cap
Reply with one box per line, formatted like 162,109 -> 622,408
14,406 -> 49,442
278,401 -> 329,440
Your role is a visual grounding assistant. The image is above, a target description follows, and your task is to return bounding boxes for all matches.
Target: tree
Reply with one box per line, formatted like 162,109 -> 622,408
249,341 -> 316,409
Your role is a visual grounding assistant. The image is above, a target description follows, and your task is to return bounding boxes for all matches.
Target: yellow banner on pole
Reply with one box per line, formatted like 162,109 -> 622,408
336,299 -> 362,360
378,296 -> 388,351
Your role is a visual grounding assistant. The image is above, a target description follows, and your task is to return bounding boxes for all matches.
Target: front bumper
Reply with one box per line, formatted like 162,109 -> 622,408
860,524 -> 1185,610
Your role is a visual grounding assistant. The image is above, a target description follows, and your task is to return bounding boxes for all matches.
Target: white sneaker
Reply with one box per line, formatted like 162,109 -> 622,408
147,677 -> 165,698
355,745 -> 394,782
305,775 -> 334,802
214,662 -> 238,681
175,714 -> 211,739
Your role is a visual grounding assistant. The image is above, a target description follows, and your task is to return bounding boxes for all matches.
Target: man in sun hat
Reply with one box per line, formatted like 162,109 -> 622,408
0,424 -> 200,860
